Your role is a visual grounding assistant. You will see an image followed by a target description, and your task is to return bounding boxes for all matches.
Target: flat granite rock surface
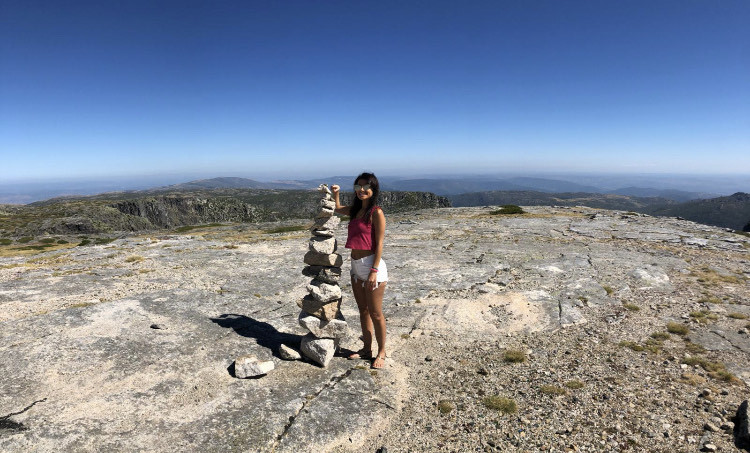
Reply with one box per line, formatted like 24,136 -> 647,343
1,206 -> 749,452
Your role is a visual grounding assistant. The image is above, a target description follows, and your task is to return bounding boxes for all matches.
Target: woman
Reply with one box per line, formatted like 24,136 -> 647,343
331,172 -> 388,369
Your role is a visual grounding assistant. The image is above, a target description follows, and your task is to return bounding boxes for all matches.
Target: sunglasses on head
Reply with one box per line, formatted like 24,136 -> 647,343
353,184 -> 371,192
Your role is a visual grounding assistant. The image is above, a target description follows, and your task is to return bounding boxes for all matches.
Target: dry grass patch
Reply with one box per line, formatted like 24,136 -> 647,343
602,285 -> 614,296
679,372 -> 707,386
125,255 -> 144,263
728,312 -> 749,320
502,349 -> 526,363
691,266 -> 744,286
539,385 -> 566,396
682,357 -> 740,383
650,332 -> 670,341
437,400 -> 454,414
565,380 -> 584,389
690,310 -> 719,323
618,341 -> 645,352
667,322 -> 689,335
482,396 -> 517,414
623,303 -> 640,311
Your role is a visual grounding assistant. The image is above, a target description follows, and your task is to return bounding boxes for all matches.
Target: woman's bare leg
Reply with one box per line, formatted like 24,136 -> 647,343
351,276 -> 373,357
366,282 -> 387,368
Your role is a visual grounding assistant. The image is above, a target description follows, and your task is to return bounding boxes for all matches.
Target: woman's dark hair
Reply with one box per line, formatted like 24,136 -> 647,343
350,172 -> 380,222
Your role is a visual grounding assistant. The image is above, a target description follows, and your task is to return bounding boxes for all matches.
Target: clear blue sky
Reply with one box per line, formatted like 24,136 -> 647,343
1,0 -> 748,182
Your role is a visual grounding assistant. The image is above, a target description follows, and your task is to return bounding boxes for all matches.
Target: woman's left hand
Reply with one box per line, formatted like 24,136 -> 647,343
367,272 -> 378,291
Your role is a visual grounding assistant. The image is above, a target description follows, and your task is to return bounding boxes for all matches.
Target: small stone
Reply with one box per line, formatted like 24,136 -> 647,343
303,251 -> 343,267
739,328 -> 748,334
701,389 -> 712,397
477,367 -> 490,376
298,311 -> 350,339
297,295 -> 342,321
701,444 -> 717,452
315,207 -> 335,218
302,265 -> 342,285
311,228 -> 335,237
279,344 -> 301,360
307,280 -> 342,303
300,334 -> 338,367
721,421 -> 734,431
703,422 -> 719,432
150,323 -> 166,330
311,215 -> 340,232
308,236 -> 337,254
425,356 -> 433,362
320,198 -> 335,210
234,355 -> 274,378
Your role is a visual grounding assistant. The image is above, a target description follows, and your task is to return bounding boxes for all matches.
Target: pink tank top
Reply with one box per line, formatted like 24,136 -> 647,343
345,207 -> 379,250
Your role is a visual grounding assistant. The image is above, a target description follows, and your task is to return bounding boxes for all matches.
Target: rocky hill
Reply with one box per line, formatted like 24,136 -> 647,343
1,206 -> 749,452
1,189 -> 450,237
644,192 -> 750,231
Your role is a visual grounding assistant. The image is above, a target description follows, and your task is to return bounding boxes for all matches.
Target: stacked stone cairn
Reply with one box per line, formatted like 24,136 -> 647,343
297,184 -> 350,367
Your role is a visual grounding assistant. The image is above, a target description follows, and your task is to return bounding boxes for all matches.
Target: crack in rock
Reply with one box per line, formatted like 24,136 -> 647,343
271,367 -> 355,451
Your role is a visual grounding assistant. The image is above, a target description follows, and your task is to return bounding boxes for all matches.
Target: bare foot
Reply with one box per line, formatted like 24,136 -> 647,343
372,354 -> 386,369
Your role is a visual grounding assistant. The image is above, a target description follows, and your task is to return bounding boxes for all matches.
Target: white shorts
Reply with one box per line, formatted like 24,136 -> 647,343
350,255 -> 388,288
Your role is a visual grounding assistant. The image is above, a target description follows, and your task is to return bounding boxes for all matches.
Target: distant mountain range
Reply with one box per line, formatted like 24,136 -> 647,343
162,176 -> 715,201
2,176 -> 748,233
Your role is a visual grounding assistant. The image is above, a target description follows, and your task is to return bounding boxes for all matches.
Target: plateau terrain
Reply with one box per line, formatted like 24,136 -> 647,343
1,206 -> 749,452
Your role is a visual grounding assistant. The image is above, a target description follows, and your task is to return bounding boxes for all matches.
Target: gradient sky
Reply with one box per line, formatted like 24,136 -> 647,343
1,0 -> 748,182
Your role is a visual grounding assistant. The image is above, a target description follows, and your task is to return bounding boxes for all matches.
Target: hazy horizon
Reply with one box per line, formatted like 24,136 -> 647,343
1,170 -> 748,206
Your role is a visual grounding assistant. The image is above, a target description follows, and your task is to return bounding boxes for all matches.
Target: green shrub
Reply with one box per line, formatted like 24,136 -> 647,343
18,236 -> 33,243
56,239 -> 69,244
650,332 -> 670,341
490,205 -> 525,215
0,238 -> 11,246
78,239 -> 92,246
39,238 -> 56,244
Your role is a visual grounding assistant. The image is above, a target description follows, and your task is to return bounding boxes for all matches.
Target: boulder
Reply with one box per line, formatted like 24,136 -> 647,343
309,236 -> 337,255
311,228 -> 335,237
304,251 -> 343,267
234,355 -> 274,378
302,265 -> 342,285
320,199 -> 335,210
307,280 -> 342,303
300,334 -> 339,367
297,295 -> 341,321
299,311 -> 350,339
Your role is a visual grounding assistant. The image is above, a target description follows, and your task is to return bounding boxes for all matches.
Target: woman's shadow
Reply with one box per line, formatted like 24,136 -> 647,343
210,313 -> 303,376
